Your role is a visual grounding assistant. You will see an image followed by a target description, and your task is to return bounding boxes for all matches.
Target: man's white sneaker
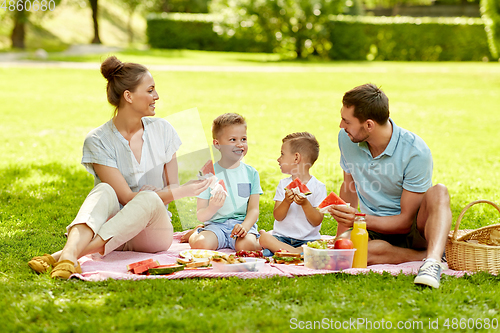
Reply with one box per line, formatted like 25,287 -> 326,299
414,259 -> 445,288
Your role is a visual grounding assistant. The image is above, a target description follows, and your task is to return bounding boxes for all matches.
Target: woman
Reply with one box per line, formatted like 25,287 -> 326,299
28,56 -> 209,279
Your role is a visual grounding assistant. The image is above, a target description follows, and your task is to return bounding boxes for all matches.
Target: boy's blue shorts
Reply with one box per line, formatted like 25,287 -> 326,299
262,235 -> 316,257
197,219 -> 259,250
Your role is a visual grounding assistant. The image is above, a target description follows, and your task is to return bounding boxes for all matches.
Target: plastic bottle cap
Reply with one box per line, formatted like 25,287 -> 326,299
355,213 -> 366,216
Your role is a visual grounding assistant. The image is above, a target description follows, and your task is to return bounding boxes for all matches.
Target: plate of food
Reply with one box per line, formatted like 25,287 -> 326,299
179,249 -> 225,260
211,254 -> 266,272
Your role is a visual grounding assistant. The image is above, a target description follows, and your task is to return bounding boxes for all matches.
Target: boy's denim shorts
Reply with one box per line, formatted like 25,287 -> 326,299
197,218 -> 259,250
274,235 -> 312,248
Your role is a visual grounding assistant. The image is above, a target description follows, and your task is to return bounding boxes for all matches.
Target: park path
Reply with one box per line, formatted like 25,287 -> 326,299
3,60 -> 499,74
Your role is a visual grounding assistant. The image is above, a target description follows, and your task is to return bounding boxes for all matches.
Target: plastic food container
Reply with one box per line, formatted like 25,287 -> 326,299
211,258 -> 267,272
302,245 -> 356,271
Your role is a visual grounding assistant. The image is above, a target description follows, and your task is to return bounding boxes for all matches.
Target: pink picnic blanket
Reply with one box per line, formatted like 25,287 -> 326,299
72,232 -> 470,281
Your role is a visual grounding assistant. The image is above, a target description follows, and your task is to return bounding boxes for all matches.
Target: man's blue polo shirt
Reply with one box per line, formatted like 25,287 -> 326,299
339,119 -> 433,217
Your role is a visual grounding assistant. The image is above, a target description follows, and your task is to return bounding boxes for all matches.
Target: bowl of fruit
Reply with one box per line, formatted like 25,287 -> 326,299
302,239 -> 356,271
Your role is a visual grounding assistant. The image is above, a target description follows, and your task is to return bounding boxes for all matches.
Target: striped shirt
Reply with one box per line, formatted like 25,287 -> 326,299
82,117 -> 182,193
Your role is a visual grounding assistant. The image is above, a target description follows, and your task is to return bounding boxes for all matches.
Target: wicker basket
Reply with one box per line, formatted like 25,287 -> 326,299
446,200 -> 500,274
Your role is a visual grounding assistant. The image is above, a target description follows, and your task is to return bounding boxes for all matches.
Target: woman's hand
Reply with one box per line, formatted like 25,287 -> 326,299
178,179 -> 210,198
328,204 -> 357,229
208,190 -> 226,210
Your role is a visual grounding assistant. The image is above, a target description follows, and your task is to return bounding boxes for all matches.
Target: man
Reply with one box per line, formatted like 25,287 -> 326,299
329,83 -> 452,288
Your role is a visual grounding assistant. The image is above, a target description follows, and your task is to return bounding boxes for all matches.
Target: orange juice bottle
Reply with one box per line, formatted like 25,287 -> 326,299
351,213 -> 368,268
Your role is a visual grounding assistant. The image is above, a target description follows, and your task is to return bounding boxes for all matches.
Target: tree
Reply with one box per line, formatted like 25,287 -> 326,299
11,8 -> 28,49
89,0 -> 101,44
9,0 -> 62,49
121,0 -> 141,44
481,0 -> 500,60
210,0 -> 344,59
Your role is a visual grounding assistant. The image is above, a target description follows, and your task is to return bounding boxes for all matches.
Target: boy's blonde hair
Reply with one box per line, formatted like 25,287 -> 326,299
212,113 -> 247,139
282,132 -> 320,166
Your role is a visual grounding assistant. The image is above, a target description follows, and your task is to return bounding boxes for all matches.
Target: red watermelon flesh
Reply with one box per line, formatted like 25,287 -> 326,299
132,260 -> 160,274
218,179 -> 227,192
198,159 -> 215,178
127,258 -> 155,271
285,178 -> 311,196
318,192 -> 346,208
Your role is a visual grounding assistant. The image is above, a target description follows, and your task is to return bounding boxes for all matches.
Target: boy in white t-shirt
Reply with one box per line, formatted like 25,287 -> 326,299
259,132 -> 327,255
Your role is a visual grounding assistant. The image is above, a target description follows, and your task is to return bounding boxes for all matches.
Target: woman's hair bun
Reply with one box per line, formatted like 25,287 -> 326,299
101,56 -> 124,80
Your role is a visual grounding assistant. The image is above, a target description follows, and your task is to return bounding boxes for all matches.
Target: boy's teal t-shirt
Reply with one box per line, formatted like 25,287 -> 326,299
198,161 -> 263,223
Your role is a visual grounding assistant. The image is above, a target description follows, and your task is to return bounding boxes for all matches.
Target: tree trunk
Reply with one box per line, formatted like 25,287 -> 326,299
89,0 -> 101,44
128,8 -> 136,45
11,9 -> 28,49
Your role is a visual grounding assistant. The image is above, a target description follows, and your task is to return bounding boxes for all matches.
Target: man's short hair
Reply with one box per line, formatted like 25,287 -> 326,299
342,83 -> 389,125
282,132 -> 320,166
212,113 -> 247,139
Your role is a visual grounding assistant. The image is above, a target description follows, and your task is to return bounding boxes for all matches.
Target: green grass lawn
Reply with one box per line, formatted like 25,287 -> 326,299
1,51 -> 500,332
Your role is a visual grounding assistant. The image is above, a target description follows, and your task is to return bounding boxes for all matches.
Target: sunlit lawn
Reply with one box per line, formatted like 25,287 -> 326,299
1,51 -> 500,332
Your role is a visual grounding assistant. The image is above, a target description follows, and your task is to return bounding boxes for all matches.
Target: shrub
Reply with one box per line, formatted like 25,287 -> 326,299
147,13 -> 273,52
209,0 -> 345,59
146,13 -> 492,61
480,0 -> 500,60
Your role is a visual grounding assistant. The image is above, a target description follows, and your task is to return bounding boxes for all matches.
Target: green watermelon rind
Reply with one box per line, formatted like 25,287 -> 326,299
148,264 -> 185,275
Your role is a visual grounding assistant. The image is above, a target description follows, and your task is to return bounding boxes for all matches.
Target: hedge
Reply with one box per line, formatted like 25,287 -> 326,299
147,13 -> 492,61
480,0 -> 500,60
147,13 -> 272,53
328,15 -> 491,61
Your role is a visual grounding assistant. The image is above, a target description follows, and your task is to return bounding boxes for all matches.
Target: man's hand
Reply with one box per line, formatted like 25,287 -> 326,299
328,204 -> 357,229
231,223 -> 247,239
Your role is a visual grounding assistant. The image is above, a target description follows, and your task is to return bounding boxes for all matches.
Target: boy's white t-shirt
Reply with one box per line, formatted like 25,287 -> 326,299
272,176 -> 327,241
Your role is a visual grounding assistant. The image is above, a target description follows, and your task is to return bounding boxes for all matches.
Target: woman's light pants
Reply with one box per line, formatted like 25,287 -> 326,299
66,183 -> 173,256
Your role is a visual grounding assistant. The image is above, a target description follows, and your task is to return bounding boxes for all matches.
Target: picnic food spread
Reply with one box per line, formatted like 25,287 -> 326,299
303,241 -> 356,270
272,250 -> 303,265
351,213 -> 368,268
235,250 -> 264,258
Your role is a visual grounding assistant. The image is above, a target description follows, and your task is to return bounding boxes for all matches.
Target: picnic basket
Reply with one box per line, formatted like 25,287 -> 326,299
446,200 -> 500,274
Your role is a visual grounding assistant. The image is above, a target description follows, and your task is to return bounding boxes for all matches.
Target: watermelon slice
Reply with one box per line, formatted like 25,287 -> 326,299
210,179 -> 228,196
318,192 -> 346,209
198,159 -> 215,179
148,264 -> 185,275
217,179 -> 226,192
285,178 -> 311,196
126,258 -> 156,271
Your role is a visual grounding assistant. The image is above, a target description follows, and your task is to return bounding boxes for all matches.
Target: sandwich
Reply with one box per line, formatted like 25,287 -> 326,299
272,250 -> 303,265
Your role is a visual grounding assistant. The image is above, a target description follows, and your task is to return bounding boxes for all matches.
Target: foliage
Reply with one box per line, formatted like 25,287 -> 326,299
328,15 -> 491,61
147,13 -> 273,52
209,0 -> 345,59
146,13 -> 491,60
481,0 -> 500,60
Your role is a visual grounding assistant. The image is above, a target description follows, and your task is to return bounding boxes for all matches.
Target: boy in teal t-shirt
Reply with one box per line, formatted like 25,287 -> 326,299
188,113 -> 263,251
